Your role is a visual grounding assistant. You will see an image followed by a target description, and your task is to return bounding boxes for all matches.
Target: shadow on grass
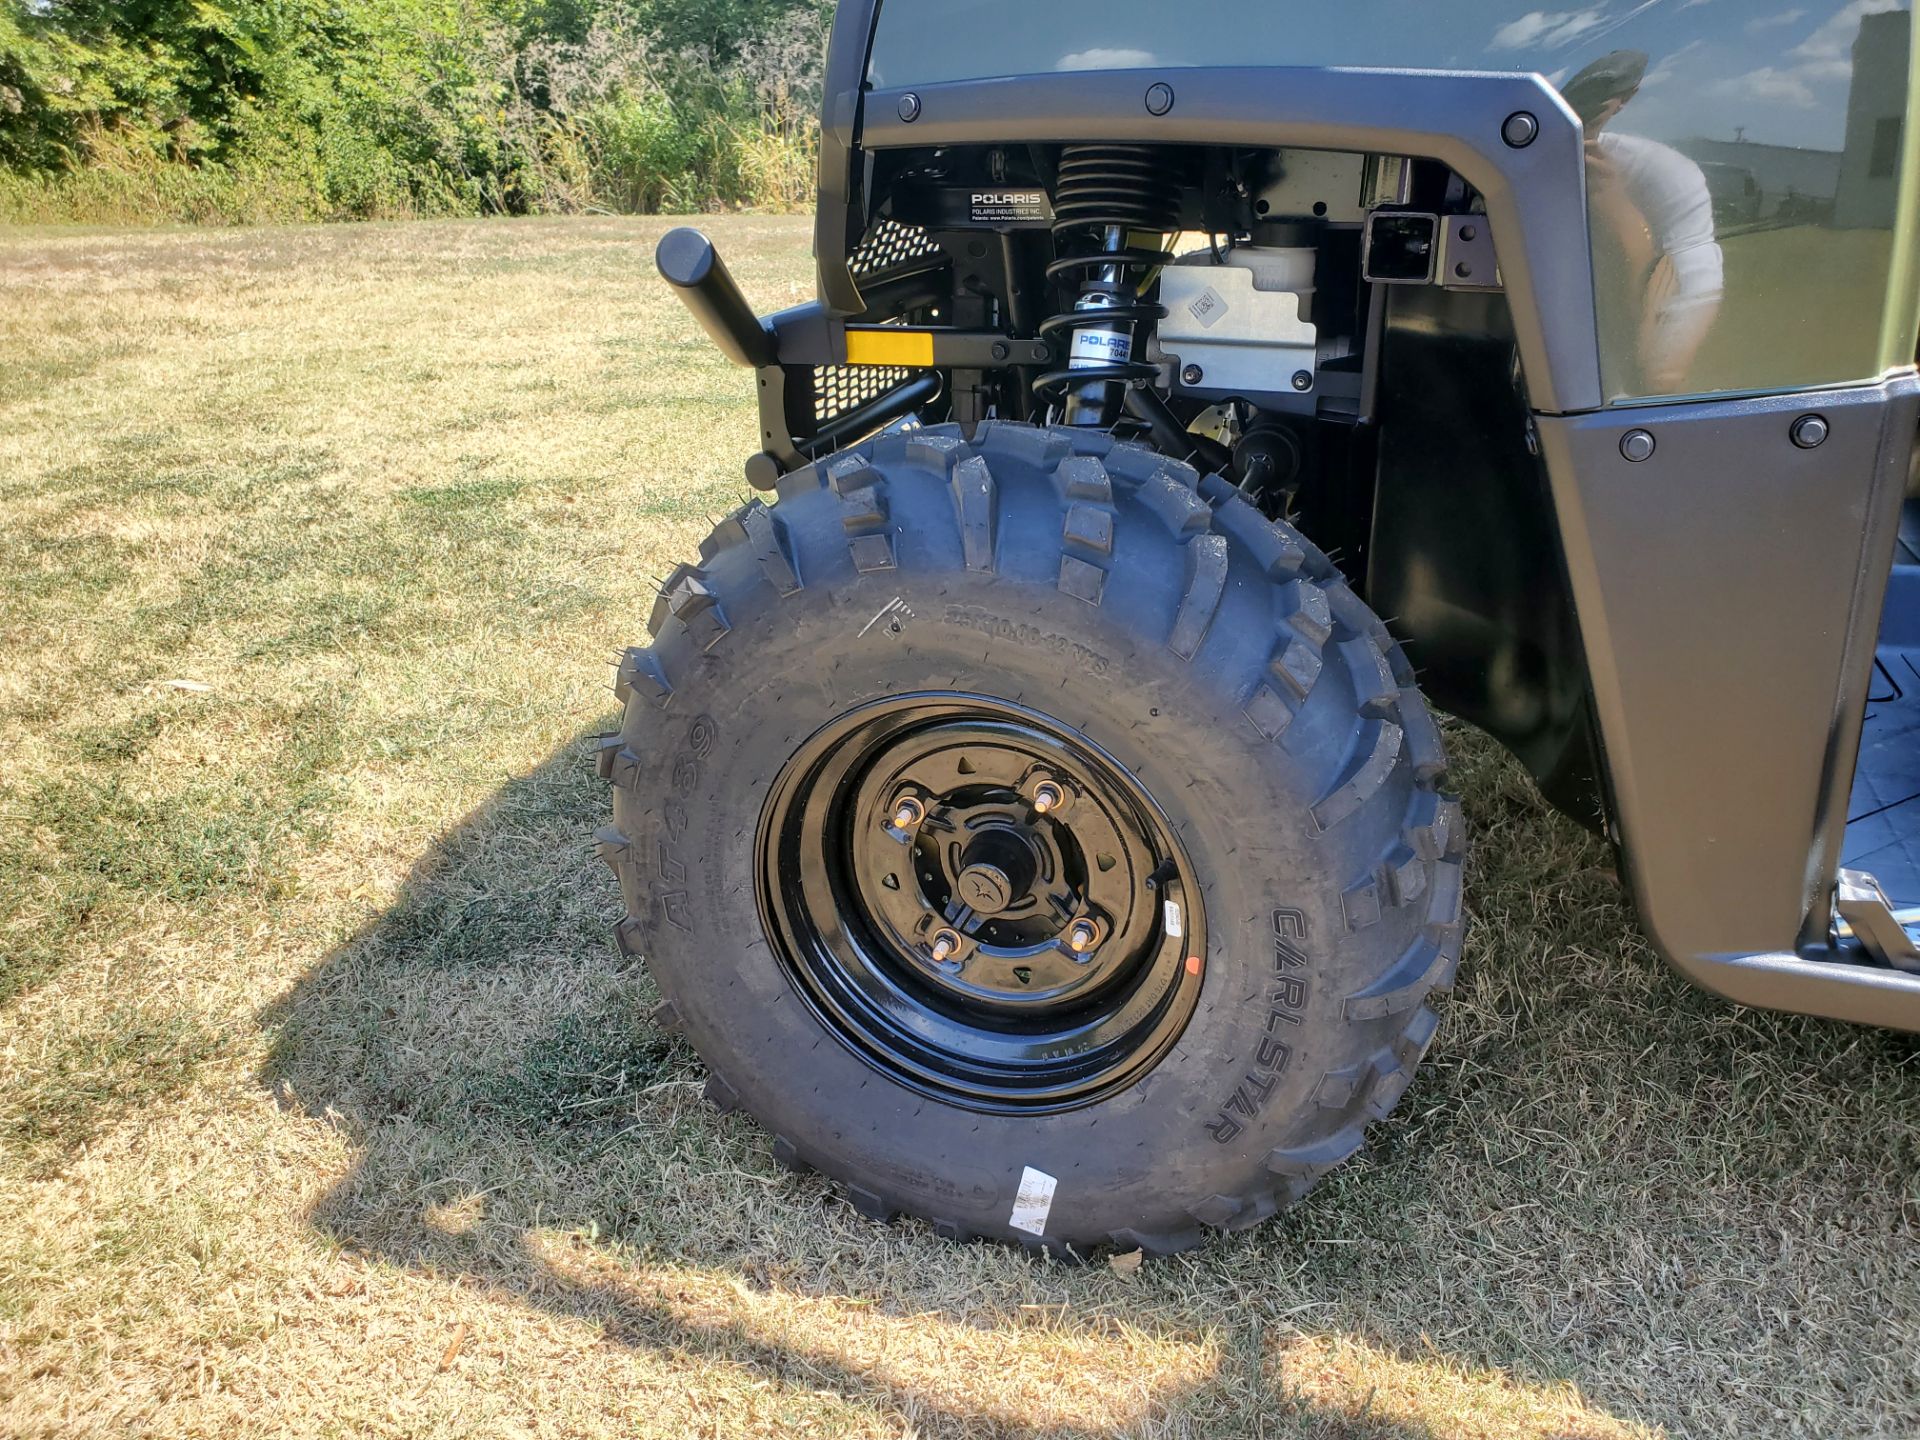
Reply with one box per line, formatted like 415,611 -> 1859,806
260,725 -> 1920,1439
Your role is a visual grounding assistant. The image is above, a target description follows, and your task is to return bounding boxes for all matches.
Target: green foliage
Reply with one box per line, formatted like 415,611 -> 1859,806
0,0 -> 830,222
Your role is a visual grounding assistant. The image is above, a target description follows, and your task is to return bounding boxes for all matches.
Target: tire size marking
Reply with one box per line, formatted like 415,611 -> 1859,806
1204,907 -> 1311,1144
654,715 -> 717,936
942,605 -> 1113,678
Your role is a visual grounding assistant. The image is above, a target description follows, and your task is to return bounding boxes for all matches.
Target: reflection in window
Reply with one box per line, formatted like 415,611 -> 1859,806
1566,52 -> 1725,397
1577,3 -> 1913,398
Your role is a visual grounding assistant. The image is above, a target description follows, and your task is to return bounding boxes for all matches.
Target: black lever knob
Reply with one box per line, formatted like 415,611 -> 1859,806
656,227 -> 775,369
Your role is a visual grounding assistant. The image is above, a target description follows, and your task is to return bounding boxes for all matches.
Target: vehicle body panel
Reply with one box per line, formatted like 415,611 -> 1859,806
770,1 -> 1920,1022
867,0 -> 1919,402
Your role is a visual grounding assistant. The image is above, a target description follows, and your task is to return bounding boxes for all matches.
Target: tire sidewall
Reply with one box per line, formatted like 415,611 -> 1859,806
632,552 -> 1367,1244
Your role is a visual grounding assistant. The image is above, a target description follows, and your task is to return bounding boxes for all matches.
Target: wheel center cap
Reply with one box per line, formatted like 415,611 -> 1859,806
956,862 -> 1015,915
951,824 -> 1040,918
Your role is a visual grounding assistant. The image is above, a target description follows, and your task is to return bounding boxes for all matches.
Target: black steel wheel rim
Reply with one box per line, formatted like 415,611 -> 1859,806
756,692 -> 1207,1112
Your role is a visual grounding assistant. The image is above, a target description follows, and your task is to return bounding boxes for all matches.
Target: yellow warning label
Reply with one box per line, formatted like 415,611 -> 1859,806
844,330 -> 935,366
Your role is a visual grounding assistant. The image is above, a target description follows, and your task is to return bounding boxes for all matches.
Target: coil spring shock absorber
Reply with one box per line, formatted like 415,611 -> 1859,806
1036,145 -> 1180,427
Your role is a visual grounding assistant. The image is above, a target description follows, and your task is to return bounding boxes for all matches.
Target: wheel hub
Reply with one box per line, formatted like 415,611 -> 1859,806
956,858 -> 1016,916
756,693 -> 1207,1113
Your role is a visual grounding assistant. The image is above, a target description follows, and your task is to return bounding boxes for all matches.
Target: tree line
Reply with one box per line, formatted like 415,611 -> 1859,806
0,0 -> 831,223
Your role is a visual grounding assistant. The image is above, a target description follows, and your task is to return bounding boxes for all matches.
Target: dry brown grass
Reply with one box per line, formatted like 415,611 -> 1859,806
2,215 -> 1918,1440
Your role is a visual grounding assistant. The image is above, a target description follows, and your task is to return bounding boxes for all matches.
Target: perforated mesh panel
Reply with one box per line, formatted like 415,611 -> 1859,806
799,220 -> 942,436
850,218 -> 945,279
811,364 -> 913,423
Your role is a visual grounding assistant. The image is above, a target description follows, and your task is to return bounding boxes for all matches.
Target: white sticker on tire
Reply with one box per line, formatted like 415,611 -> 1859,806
1009,1166 -> 1058,1237
858,595 -> 915,638
1164,899 -> 1184,939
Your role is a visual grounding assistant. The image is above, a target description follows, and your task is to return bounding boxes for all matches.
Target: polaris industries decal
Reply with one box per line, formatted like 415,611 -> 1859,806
969,190 -> 1049,224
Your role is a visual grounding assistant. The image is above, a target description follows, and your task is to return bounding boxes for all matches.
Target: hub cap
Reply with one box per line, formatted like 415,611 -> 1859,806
756,693 -> 1207,1112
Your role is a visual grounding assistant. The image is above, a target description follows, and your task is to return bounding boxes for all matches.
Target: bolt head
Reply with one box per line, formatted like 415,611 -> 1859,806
1619,429 -> 1656,463
897,92 -> 921,123
1790,414 -> 1829,449
1032,782 -> 1063,814
1144,82 -> 1175,117
1502,111 -> 1539,149
1291,370 -> 1314,392
1180,364 -> 1204,386
890,796 -> 925,829
1067,920 -> 1098,954
930,928 -> 960,962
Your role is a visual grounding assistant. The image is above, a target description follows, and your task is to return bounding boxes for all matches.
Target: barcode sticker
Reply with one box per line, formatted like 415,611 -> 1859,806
1164,899 -> 1184,938
1008,1166 -> 1057,1236
1189,286 -> 1228,329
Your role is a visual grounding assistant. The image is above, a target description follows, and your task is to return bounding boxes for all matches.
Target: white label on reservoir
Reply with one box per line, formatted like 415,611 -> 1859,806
1008,1166 -> 1058,1236
1164,899 -> 1184,939
1068,327 -> 1132,370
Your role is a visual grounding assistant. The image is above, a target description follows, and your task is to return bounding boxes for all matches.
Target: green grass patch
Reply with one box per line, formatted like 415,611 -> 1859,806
25,771 -> 330,903
466,1013 -> 684,1137
0,1002 -> 224,1172
398,477 -> 527,511
0,691 -> 346,1004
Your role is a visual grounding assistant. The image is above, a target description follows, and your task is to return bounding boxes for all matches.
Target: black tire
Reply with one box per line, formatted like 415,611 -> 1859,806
599,422 -> 1465,1254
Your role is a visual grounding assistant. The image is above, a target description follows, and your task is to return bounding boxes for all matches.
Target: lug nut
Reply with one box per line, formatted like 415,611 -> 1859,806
1032,782 -> 1064,814
890,796 -> 926,830
930,928 -> 961,963
1067,919 -> 1099,954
